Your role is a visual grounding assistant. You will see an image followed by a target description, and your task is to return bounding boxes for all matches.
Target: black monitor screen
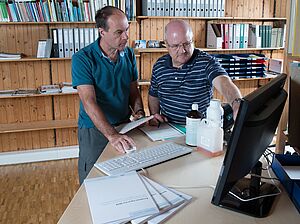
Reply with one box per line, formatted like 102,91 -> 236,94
211,74 -> 287,217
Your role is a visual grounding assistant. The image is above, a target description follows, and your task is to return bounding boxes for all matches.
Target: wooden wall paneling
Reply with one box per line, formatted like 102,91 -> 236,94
29,98 -> 41,148
35,96 -> 51,148
141,85 -> 150,115
6,25 -> 17,53
129,21 -> 139,47
225,0 -> 232,16
0,25 -> 7,52
15,25 -> 25,55
20,97 -> 35,150
193,20 -> 206,48
242,0 -> 249,17
264,0 -> 275,18
275,0 -> 287,18
236,0 -> 244,17
141,53 -> 151,80
156,19 -> 164,41
141,18 -> 150,40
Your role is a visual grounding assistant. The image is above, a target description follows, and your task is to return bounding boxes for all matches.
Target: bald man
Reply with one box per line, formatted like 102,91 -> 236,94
148,20 -> 242,125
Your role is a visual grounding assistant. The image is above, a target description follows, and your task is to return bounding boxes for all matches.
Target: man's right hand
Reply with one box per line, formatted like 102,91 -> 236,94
108,133 -> 136,154
149,113 -> 168,126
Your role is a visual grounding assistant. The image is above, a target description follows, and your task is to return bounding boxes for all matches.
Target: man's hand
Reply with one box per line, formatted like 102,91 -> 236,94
149,113 -> 168,126
131,110 -> 145,121
108,133 -> 136,154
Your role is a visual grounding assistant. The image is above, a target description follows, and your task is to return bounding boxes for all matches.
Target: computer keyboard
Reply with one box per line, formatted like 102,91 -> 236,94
94,142 -> 193,176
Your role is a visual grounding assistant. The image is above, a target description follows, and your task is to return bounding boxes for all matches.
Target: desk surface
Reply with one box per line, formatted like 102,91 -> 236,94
58,129 -> 299,224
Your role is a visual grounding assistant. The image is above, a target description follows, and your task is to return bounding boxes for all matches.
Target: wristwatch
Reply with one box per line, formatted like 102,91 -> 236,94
231,98 -> 242,107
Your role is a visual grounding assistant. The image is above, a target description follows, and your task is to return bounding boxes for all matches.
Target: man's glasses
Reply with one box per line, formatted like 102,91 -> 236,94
166,40 -> 193,51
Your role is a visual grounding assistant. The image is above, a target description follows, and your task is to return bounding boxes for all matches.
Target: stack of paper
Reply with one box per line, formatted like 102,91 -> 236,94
39,84 -> 61,94
0,52 -> 22,60
84,172 -> 192,224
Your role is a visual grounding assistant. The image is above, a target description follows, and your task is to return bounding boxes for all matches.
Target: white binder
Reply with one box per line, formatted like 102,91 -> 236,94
63,29 -> 70,58
68,28 -> 74,57
73,28 -> 80,53
58,28 -> 64,58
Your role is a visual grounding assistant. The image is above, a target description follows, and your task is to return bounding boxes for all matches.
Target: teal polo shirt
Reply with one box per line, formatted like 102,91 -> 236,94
72,39 -> 138,128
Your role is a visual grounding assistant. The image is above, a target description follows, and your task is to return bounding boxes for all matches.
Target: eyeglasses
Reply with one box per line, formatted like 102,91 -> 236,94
166,40 -> 193,51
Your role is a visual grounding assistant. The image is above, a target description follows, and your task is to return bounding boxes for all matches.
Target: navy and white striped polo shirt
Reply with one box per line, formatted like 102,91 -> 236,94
149,49 -> 227,124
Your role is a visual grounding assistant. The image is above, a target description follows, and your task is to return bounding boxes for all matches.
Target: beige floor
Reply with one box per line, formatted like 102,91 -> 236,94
0,159 -> 79,224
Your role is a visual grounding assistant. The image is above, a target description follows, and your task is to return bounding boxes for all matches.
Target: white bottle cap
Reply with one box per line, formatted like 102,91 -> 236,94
192,103 -> 198,110
210,99 -> 221,107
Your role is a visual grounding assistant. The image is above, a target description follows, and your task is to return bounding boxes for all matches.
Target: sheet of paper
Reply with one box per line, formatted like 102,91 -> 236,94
147,188 -> 193,224
131,175 -> 189,224
139,123 -> 185,141
118,115 -> 154,134
282,166 -> 300,179
84,172 -> 159,224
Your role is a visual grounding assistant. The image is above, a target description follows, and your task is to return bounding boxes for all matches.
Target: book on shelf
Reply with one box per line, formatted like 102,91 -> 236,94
37,39 -> 52,58
0,52 -> 23,60
0,88 -> 39,96
39,84 -> 61,94
60,82 -> 77,93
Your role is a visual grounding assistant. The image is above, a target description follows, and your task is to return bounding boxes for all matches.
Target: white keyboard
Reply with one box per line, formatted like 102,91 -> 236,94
94,142 -> 193,176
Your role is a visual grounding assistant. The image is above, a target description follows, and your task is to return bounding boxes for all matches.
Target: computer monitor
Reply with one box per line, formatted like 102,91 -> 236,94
211,73 -> 288,217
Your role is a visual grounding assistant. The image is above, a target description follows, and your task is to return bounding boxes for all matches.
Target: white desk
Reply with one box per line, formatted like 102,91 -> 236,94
58,129 -> 299,224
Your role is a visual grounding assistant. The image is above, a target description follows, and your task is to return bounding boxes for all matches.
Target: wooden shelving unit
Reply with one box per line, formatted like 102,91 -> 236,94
0,0 -> 289,153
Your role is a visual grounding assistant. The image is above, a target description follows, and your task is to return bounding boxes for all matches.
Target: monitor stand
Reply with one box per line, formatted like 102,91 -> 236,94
218,161 -> 279,217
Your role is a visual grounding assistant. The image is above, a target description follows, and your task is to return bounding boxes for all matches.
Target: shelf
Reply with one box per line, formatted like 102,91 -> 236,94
135,47 -> 284,53
0,21 -> 96,25
0,20 -> 137,25
0,57 -> 74,62
0,54 -> 141,62
0,92 -> 78,99
0,119 -> 77,134
136,16 -> 287,21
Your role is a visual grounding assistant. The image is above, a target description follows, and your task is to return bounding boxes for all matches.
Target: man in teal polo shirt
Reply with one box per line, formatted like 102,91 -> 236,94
72,6 -> 145,184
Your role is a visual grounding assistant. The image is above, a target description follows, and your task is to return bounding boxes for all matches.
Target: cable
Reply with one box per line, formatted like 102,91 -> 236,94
166,185 -> 215,190
229,155 -> 281,202
229,190 -> 281,202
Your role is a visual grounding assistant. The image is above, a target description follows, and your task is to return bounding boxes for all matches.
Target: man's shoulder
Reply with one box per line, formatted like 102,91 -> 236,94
154,54 -> 169,67
195,49 -> 214,60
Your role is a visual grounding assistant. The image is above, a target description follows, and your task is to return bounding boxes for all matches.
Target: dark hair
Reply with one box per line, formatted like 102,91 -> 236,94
95,6 -> 124,31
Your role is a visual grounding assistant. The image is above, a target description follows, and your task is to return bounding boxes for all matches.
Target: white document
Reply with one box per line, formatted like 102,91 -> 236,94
84,172 -> 159,224
148,186 -> 192,224
147,200 -> 190,224
133,175 -> 192,224
282,166 -> 300,179
139,123 -> 184,141
131,175 -> 187,224
118,115 -> 154,134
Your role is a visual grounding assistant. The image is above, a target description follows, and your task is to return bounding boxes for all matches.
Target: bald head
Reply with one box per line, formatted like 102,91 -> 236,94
164,20 -> 193,42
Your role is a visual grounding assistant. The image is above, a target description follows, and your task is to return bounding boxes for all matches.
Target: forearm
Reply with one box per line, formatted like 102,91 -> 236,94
77,85 -> 117,140
129,81 -> 145,116
148,95 -> 161,115
213,75 -> 242,104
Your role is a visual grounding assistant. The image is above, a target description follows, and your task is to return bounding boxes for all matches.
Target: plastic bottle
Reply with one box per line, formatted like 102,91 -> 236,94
206,99 -> 224,128
186,103 -> 203,146
197,119 -> 224,155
